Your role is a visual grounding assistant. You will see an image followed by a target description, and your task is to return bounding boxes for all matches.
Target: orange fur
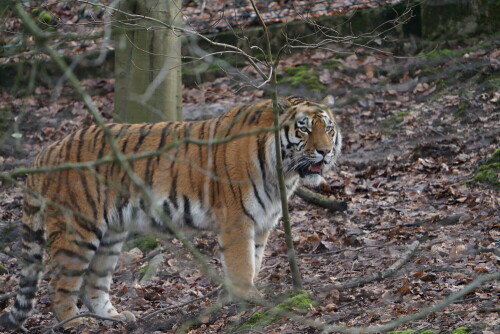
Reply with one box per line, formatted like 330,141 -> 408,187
0,97 -> 341,329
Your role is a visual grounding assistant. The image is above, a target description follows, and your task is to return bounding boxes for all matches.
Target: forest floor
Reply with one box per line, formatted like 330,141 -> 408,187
0,26 -> 499,334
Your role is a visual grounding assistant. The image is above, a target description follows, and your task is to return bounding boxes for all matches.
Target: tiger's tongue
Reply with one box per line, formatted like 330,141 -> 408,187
309,163 -> 323,173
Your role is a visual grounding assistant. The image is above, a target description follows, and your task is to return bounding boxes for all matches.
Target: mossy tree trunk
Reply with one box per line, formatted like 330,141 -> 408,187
114,0 -> 182,123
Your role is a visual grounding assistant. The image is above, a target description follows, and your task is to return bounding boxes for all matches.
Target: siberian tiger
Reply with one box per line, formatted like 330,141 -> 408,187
0,96 -> 341,329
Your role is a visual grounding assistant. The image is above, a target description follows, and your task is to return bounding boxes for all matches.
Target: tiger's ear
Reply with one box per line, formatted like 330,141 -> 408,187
320,95 -> 335,107
277,97 -> 292,113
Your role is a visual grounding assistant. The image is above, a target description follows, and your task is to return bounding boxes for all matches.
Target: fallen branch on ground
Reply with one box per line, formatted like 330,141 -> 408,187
142,286 -> 221,321
28,312 -> 124,333
0,291 -> 16,301
296,186 -> 347,212
321,240 -> 420,291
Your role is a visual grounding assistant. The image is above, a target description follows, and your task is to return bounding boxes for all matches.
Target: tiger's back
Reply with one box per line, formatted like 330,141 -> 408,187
0,97 -> 341,329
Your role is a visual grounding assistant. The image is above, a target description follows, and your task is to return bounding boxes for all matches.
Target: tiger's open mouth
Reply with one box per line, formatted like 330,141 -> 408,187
298,162 -> 323,177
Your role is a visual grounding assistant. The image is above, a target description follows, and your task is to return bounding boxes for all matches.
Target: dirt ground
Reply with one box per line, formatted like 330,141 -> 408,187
0,29 -> 499,334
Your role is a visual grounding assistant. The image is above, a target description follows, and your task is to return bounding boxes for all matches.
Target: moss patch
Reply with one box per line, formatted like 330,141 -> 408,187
240,291 -> 315,329
472,149 -> 500,189
127,235 -> 158,254
451,327 -> 469,334
137,264 -> 150,279
381,111 -> 409,128
388,331 -> 435,334
279,65 -> 326,91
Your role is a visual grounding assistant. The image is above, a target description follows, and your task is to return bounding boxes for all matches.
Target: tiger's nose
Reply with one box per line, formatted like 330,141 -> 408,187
316,148 -> 331,156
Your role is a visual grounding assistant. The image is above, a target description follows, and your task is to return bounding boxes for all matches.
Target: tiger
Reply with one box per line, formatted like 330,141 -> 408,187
0,96 -> 341,329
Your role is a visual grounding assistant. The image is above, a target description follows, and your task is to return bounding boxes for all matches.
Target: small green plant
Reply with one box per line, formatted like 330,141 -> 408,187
240,291 -> 315,329
381,111 -> 409,128
279,65 -> 326,91
128,236 -> 158,253
472,149 -> 500,189
137,264 -> 150,279
451,327 -> 469,334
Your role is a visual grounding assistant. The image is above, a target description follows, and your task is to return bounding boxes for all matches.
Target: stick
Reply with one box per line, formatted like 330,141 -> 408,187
321,240 -> 419,291
141,287 -> 221,320
296,186 -> 347,212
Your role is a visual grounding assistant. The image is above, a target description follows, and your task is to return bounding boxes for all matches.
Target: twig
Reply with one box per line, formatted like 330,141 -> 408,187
322,271 -> 500,333
141,286 -> 221,320
296,245 -> 383,258
248,0 -> 303,291
0,291 -> 16,301
321,240 -> 420,291
296,186 -> 348,212
27,312 -> 124,333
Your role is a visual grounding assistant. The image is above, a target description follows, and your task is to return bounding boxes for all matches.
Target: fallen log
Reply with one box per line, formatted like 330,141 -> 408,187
296,186 -> 347,212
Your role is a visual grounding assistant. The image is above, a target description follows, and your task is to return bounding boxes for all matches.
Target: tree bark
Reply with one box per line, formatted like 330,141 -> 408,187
114,0 -> 182,123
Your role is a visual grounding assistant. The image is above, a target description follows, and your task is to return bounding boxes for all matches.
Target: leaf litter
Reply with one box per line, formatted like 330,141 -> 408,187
0,22 -> 499,334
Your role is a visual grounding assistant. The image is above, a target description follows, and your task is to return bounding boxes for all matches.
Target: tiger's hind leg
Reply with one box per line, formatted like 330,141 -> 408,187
81,229 -> 135,322
46,214 -> 102,327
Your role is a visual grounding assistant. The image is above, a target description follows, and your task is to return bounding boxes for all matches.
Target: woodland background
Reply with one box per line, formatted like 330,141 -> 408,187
0,0 -> 499,333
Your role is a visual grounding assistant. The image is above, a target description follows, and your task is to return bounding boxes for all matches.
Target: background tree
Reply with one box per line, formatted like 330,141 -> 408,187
0,0 -> 499,332
114,0 -> 182,122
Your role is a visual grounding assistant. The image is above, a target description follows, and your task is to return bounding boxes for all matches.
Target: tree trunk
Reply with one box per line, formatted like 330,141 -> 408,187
114,0 -> 182,123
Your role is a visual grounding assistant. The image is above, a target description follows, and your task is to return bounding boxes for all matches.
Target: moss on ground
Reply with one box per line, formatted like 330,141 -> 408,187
278,65 -> 326,91
389,327 -> 469,334
381,111 -> 409,128
472,149 -> 500,189
127,235 -> 158,253
137,264 -> 150,279
240,291 -> 316,329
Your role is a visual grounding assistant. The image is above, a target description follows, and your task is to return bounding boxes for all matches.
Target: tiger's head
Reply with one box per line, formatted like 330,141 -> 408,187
280,97 -> 342,186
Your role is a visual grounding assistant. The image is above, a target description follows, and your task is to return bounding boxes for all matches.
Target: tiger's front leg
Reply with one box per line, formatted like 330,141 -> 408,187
218,219 -> 261,300
253,230 -> 270,281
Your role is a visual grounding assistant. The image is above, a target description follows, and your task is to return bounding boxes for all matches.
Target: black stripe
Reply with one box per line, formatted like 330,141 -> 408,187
240,105 -> 252,128
169,172 -> 178,209
21,225 -> 45,244
56,288 -> 79,295
64,132 -> 78,161
54,249 -> 89,263
114,124 -> 131,138
116,197 -> 129,228
163,200 -> 171,218
238,186 -> 256,224
212,117 -> 223,201
199,121 -> 206,162
73,239 -> 98,252
156,122 -> 173,164
248,109 -> 263,125
60,268 -> 87,277
88,284 -> 109,292
75,216 -> 103,240
256,135 -> 272,200
90,126 -> 103,152
80,170 -> 98,221
184,123 -> 192,153
183,196 -> 194,228
100,236 -> 127,247
88,268 -> 114,277
95,249 -> 121,256
247,168 -> 266,212
133,124 -> 153,152
19,275 -> 38,289
13,299 -> 33,312
76,127 -> 90,162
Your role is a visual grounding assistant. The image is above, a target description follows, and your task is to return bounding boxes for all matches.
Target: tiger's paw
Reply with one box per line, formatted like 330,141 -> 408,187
228,285 -> 264,303
103,310 -> 136,325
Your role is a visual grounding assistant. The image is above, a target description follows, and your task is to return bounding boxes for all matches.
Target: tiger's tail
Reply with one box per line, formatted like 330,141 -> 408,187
0,200 -> 45,330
